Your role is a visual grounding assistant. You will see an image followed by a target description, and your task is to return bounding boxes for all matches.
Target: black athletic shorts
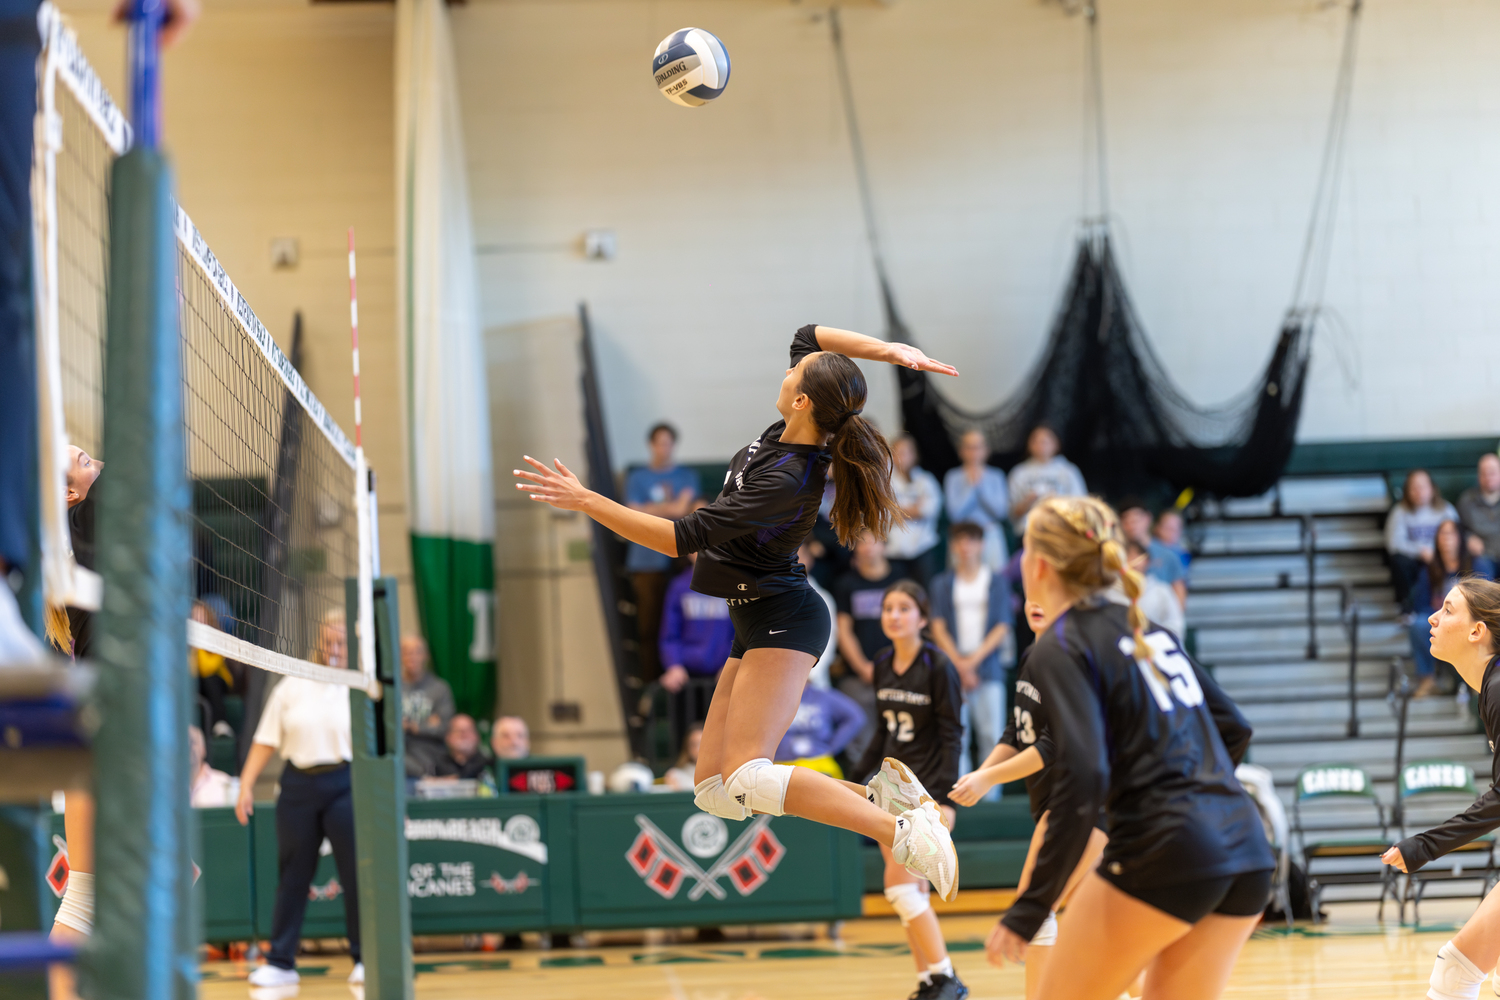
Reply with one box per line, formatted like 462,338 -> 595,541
727,586 -> 831,661
1101,867 -> 1273,925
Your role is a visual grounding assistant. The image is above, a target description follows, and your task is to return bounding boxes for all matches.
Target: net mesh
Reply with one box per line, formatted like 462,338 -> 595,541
40,14 -> 364,683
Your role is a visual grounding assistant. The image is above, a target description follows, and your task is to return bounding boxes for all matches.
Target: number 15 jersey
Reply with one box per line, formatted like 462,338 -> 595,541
1001,600 -> 1274,941
851,642 -> 965,807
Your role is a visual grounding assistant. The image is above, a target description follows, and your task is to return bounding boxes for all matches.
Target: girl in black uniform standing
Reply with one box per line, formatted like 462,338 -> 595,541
988,496 -> 1273,1000
851,581 -> 966,1000
1382,578 -> 1500,1000
515,324 -> 964,898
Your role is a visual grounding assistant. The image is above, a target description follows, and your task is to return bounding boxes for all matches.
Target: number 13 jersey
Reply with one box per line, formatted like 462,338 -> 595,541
851,642 -> 965,807
1001,599 -> 1274,941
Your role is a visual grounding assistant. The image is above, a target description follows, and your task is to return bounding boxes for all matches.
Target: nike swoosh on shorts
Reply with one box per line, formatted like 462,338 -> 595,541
768,629 -> 786,634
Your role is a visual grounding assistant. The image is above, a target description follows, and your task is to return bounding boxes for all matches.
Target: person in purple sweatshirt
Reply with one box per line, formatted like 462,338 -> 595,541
659,551 -> 737,692
773,681 -> 867,779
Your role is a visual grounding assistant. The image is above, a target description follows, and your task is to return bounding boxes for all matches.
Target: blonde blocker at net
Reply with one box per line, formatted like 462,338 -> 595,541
1455,578 -> 1500,655
799,352 -> 903,547
1025,496 -> 1151,666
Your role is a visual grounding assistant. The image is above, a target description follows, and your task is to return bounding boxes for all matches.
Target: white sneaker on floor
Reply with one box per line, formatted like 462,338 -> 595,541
866,757 -> 934,817
347,963 -> 364,984
248,965 -> 299,988
892,802 -> 959,902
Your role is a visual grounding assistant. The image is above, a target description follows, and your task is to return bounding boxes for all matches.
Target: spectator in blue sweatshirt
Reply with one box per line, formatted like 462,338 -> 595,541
773,682 -> 867,779
659,551 -> 736,692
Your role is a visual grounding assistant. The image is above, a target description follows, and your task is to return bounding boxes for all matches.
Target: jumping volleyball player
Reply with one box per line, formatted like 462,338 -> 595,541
514,325 -> 963,897
1382,578 -> 1500,1000
849,580 -> 966,1000
988,496 -> 1273,1000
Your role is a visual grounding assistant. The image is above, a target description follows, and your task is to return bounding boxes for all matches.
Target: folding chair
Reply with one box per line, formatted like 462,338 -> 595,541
1292,763 -> 1397,922
1398,759 -> 1498,924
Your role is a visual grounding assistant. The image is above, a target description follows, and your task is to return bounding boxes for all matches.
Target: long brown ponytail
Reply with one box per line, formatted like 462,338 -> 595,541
1026,495 -> 1151,664
799,352 -> 902,547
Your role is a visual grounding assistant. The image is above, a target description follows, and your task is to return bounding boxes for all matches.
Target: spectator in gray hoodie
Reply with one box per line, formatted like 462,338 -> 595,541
1386,469 -> 1458,613
401,635 -> 455,777
1459,453 -> 1500,562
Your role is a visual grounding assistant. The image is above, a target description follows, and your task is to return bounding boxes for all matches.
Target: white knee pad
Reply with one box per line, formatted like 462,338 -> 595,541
53,871 -> 94,936
884,883 -> 931,926
724,758 -> 795,817
1031,910 -> 1058,947
693,775 -> 750,821
1430,940 -> 1486,1000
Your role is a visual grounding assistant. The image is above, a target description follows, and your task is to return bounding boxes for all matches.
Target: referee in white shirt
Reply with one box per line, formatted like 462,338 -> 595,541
235,610 -> 363,988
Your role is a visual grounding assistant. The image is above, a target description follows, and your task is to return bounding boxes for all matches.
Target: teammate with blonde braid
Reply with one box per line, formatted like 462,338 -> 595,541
987,496 -> 1273,1000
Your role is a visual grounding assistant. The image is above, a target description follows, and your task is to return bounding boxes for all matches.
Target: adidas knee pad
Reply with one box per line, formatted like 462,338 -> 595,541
1430,940 -> 1486,1000
724,758 -> 795,816
1031,910 -> 1059,947
693,774 -> 750,821
53,871 -> 94,936
884,883 -> 931,926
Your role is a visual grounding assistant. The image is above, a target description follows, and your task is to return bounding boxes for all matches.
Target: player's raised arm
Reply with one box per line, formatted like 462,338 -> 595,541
809,325 -> 959,377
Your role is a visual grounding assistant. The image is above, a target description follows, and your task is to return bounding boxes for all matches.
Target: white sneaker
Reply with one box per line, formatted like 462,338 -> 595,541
347,963 -> 364,984
866,757 -> 933,817
248,965 -> 299,987
892,802 -> 959,902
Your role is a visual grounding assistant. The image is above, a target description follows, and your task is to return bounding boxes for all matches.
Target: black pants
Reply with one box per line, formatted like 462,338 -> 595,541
268,764 -> 361,969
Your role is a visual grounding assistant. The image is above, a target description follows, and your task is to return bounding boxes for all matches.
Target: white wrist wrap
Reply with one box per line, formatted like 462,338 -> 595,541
53,870 -> 94,936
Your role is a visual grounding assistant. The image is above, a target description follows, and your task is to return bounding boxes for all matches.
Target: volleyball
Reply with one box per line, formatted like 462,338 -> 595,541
652,27 -> 731,107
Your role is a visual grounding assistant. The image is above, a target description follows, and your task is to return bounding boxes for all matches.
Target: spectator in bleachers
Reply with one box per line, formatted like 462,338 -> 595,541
1121,504 -> 1188,607
491,715 -> 531,760
401,634 -> 455,778
929,521 -> 1012,789
1007,425 -> 1086,531
773,680 -> 867,779
1105,540 -> 1186,639
658,551 -> 735,693
1409,519 -> 1495,699
833,532 -> 899,764
625,422 -> 699,683
190,599 -> 242,738
944,428 -> 1010,570
798,541 -> 839,689
664,724 -> 702,791
189,724 -> 236,808
885,434 -> 943,587
1458,453 -> 1500,562
1153,508 -> 1190,566
433,714 -> 496,787
1387,469 -> 1459,613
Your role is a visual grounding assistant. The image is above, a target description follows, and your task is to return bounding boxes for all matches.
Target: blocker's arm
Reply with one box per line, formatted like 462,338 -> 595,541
811,326 -> 959,377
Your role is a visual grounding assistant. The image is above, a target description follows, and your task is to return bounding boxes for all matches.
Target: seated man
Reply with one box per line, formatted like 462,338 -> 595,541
189,725 -> 236,808
1121,503 -> 1187,607
401,634 -> 454,778
659,550 -> 735,692
1459,453 -> 1500,561
491,715 -> 531,761
433,714 -> 495,785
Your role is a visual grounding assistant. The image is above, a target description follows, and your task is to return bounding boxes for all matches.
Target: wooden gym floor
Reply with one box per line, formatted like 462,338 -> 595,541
203,897 -> 1476,999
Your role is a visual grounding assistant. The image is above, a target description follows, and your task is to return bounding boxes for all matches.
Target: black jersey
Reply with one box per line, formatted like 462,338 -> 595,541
1001,600 -> 1273,941
1396,655 -> 1500,871
65,493 -> 96,659
999,646 -> 1057,821
676,327 -> 831,600
852,641 -> 964,807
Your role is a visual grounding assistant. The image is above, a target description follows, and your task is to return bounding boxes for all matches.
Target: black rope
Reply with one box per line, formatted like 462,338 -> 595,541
1084,3 -> 1111,225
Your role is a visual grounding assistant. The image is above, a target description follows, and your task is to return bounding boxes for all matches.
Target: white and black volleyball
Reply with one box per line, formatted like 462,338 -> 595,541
652,27 -> 730,107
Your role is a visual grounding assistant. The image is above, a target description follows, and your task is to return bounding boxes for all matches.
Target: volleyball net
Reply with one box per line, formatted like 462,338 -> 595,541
32,4 -> 376,693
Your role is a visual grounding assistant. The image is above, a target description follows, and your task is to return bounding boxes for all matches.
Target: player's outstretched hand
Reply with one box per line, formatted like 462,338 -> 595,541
514,456 -> 592,511
1380,845 -> 1408,873
886,342 -> 959,377
985,921 -> 1028,967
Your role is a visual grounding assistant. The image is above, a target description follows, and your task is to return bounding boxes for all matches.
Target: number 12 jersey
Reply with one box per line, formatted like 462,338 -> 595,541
851,642 -> 965,807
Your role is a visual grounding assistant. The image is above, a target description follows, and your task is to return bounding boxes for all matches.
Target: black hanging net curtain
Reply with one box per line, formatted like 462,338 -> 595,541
893,234 -> 1314,503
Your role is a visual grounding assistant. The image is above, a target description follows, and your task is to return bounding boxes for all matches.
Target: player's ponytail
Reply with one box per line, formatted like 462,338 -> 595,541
1027,495 -> 1149,660
44,603 -> 73,655
801,352 -> 902,547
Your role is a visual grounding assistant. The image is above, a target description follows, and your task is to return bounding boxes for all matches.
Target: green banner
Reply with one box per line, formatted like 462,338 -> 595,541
411,533 -> 496,719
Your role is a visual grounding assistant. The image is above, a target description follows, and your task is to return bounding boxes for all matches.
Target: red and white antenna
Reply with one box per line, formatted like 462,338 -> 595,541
349,228 -> 378,697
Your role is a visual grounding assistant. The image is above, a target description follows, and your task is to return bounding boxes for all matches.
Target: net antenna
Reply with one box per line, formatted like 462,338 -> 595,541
349,229 -> 378,696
